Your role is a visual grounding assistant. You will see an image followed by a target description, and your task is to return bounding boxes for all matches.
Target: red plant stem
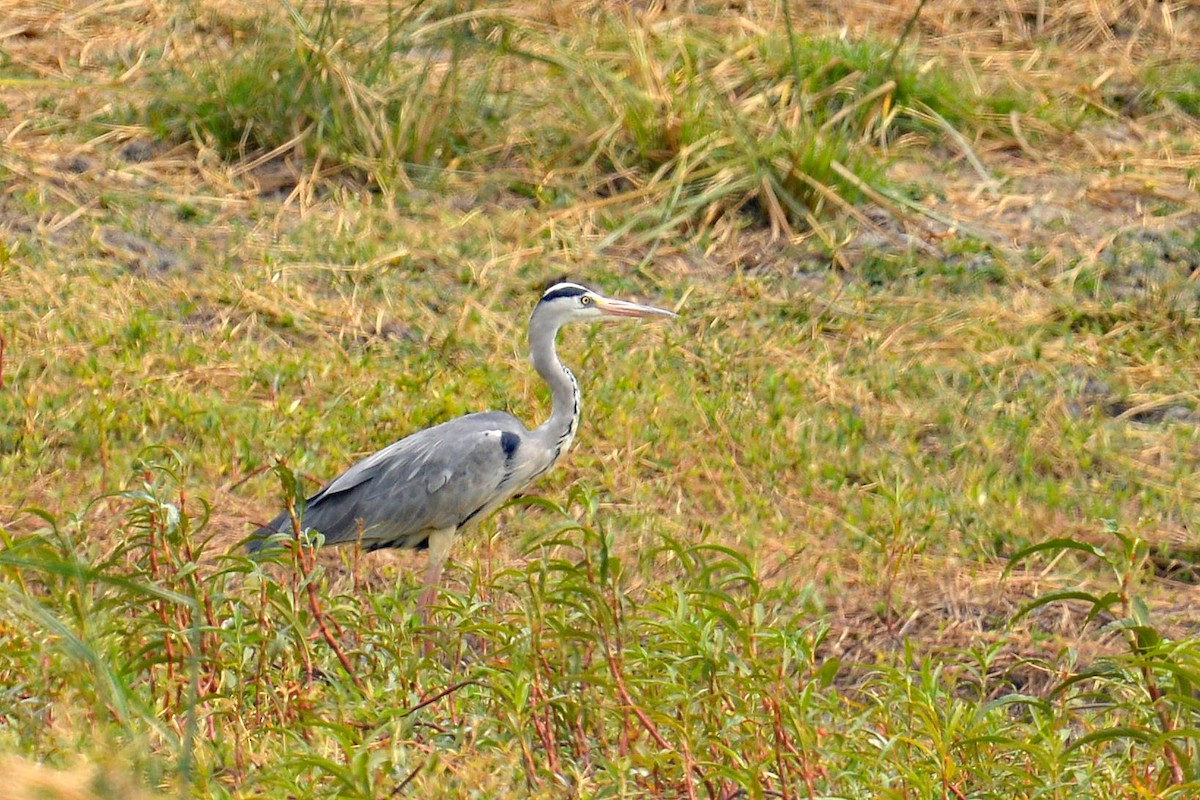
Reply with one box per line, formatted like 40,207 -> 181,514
603,646 -> 699,800
389,761 -> 424,797
252,580 -> 269,728
284,496 -> 315,684
1141,665 -> 1185,785
1120,559 -> 1186,786
518,738 -> 539,791
401,679 -> 482,717
764,698 -> 794,800
528,676 -> 559,775
284,494 -> 363,690
306,579 -> 363,690
146,507 -> 177,683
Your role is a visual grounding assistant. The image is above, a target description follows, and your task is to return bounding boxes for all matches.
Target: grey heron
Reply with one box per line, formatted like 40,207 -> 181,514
248,282 -> 675,619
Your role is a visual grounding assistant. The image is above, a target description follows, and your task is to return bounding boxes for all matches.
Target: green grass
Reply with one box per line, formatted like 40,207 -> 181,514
6,205 -> 1200,795
1139,60 -> 1200,118
143,0 -> 516,194
139,3 -> 1019,238
3,0 -> 1200,797
5,474 -> 1200,797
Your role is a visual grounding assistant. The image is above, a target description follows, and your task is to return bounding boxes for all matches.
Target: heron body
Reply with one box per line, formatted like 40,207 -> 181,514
248,282 -> 675,617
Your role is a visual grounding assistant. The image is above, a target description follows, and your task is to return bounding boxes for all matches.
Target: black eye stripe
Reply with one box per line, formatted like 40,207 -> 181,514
540,284 -> 589,303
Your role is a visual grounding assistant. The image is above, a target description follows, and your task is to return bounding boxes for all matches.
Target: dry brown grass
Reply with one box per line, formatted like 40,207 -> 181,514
1,755 -> 163,800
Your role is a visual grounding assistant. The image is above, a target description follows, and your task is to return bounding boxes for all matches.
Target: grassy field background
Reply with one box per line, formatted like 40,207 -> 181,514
2,0 -> 1199,797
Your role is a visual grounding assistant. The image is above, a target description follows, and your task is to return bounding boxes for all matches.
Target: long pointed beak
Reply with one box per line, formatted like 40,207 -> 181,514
593,295 -> 677,319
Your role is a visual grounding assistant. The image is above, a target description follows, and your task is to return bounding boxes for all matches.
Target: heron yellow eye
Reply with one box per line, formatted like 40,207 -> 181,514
580,296 -> 592,305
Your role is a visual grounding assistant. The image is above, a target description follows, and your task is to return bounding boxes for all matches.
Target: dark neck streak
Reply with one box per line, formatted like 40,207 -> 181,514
529,310 -> 581,470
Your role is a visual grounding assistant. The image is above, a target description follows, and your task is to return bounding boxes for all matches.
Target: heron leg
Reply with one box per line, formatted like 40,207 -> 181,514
417,527 -> 455,626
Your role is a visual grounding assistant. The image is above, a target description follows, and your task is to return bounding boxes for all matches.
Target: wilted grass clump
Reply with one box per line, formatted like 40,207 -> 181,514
139,3 -> 1009,237
145,1 -> 522,190
548,22 -> 884,238
540,15 -> 1020,239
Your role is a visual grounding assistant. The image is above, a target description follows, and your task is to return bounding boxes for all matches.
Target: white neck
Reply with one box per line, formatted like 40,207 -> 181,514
528,309 -> 581,467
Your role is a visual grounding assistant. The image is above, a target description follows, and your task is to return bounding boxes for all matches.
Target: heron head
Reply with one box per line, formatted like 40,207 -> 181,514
536,282 -> 677,324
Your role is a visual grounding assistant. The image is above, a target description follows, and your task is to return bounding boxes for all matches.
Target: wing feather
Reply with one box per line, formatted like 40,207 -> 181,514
250,411 -> 528,551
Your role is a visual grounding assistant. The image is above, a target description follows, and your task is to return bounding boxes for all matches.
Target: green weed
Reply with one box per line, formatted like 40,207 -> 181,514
1007,522 -> 1200,788
1139,61 -> 1200,118
5,458 -> 1200,796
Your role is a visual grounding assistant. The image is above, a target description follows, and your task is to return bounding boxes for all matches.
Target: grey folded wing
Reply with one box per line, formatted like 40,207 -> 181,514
248,413 -> 526,552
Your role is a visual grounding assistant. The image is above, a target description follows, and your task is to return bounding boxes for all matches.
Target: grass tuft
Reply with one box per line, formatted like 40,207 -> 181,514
137,5 -> 1013,239
144,1 -> 521,192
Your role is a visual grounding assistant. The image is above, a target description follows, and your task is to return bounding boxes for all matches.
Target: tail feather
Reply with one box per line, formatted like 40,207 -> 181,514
245,510 -> 290,554
246,500 -> 363,553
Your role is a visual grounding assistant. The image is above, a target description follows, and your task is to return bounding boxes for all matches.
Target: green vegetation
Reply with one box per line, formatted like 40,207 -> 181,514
6,474 -> 1200,797
142,2 -> 1004,236
2,0 -> 1199,797
145,1 -> 514,191
1140,60 -> 1200,118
